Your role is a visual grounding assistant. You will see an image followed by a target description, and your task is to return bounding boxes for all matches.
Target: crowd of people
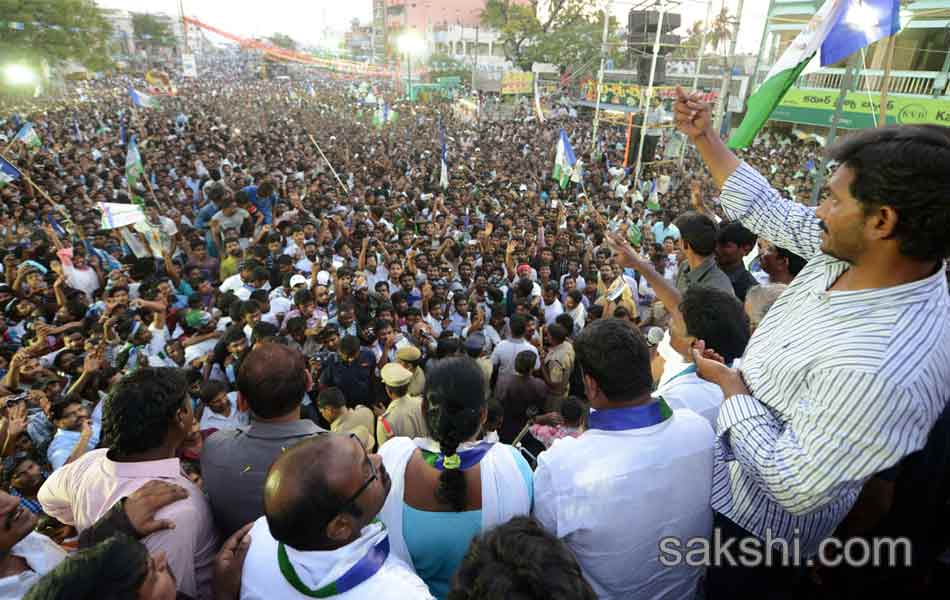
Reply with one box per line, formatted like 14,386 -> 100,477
0,59 -> 948,600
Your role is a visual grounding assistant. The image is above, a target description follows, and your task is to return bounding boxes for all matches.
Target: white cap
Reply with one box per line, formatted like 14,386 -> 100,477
316,270 -> 331,286
289,274 -> 309,288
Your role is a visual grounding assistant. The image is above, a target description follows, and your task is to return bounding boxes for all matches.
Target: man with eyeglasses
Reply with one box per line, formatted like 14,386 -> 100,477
241,433 -> 434,599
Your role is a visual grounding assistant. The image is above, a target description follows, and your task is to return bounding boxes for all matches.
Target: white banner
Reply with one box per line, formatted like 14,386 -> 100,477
182,54 -> 197,78
98,202 -> 145,230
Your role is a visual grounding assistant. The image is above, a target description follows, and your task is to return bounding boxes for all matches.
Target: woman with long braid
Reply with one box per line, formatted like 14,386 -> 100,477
377,357 -> 533,600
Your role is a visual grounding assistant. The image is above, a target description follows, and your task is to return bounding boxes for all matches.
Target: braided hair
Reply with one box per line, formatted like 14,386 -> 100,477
424,357 -> 487,512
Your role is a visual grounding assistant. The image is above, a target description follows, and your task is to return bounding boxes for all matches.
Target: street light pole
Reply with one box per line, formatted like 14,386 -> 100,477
713,0 -> 746,133
407,53 -> 412,100
678,0 -> 713,168
591,0 -> 611,151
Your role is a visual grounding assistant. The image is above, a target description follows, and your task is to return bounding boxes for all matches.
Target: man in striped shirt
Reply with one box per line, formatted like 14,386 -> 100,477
673,88 -> 950,591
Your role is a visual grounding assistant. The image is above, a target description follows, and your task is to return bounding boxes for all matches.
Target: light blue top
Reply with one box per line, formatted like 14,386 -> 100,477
403,446 -> 533,600
47,424 -> 100,471
652,221 -> 681,243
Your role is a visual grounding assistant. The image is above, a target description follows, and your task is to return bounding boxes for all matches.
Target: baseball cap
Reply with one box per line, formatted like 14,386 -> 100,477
289,274 -> 309,288
315,270 -> 331,286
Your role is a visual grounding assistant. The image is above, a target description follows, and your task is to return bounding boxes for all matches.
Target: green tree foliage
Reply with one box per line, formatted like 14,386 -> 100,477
0,0 -> 113,70
268,32 -> 297,51
706,6 -> 738,63
481,0 -> 621,73
427,52 -> 471,86
673,20 -> 706,59
132,12 -> 175,50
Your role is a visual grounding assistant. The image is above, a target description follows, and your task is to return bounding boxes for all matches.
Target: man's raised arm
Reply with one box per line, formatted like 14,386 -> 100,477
674,86 -> 823,261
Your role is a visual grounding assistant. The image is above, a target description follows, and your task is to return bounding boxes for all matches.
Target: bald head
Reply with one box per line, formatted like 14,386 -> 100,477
264,434 -> 386,551
236,343 -> 308,419
264,436 -> 340,550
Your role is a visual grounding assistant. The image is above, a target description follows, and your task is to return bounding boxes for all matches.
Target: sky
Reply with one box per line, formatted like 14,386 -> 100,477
97,0 -> 769,55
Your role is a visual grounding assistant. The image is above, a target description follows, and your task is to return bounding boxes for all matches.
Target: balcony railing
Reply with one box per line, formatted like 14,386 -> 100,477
796,68 -> 948,96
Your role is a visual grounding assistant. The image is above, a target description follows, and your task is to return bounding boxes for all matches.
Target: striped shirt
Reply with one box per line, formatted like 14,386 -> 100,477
713,162 -> 950,555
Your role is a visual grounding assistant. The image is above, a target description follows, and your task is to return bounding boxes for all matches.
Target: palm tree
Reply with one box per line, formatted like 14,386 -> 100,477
674,20 -> 706,58
707,6 -> 738,65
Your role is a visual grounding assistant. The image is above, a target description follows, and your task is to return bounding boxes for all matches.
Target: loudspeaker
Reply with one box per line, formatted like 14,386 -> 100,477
628,10 -> 681,34
637,55 -> 667,85
628,32 -> 681,53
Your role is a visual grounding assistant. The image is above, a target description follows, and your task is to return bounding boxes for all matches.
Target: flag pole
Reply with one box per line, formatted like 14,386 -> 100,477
590,0 -> 612,152
308,134 -> 349,195
877,34 -> 897,126
678,0 -> 714,169
0,151 -> 58,207
809,51 -> 861,206
623,112 -> 634,168
633,6 -> 665,188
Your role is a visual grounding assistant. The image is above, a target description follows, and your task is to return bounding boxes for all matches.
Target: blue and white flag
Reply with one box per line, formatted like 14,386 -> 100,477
119,119 -> 126,146
73,118 -> 83,142
730,0 -> 900,149
822,0 -> 901,67
46,213 -> 67,237
439,122 -> 449,190
307,82 -> 316,97
14,122 -> 41,150
0,156 -> 21,188
552,129 -> 577,189
129,87 -> 159,109
126,135 -> 144,188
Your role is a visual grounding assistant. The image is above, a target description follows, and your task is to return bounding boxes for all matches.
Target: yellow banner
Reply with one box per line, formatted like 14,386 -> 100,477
582,80 -> 718,106
776,88 -> 950,127
501,71 -> 534,95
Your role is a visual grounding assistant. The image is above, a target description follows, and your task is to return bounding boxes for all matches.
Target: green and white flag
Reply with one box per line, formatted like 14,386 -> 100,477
13,122 -> 41,151
373,102 -> 396,127
0,156 -> 22,188
129,87 -> 160,109
728,0 -> 848,149
552,128 -> 576,189
125,135 -> 145,189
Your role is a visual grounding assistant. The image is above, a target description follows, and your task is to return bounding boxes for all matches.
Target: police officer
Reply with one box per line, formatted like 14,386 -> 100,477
396,345 -> 426,397
376,362 -> 426,448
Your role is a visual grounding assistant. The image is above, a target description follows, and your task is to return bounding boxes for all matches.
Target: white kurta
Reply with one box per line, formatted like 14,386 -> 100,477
240,518 -> 434,600
533,410 -> 716,600
656,371 -> 724,432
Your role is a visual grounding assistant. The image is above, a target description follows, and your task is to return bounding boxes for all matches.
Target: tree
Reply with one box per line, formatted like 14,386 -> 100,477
132,12 -> 175,50
481,0 -> 621,72
706,6 -> 738,64
268,32 -> 297,51
0,0 -> 114,71
428,52 -> 471,86
673,20 -> 706,59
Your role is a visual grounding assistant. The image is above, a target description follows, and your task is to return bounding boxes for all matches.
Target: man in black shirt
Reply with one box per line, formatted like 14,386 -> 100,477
715,221 -> 760,302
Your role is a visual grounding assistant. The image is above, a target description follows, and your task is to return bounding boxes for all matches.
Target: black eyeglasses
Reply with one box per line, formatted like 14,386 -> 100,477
333,433 -> 377,517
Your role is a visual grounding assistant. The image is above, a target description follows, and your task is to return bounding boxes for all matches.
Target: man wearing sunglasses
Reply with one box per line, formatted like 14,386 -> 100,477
241,433 -> 434,600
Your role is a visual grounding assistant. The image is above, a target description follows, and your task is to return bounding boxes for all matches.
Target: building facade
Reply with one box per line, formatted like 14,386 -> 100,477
374,0 -> 529,70
758,0 -> 950,129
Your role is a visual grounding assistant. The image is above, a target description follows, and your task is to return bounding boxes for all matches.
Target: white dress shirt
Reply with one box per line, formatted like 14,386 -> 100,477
715,162 -> 950,555
199,392 -> 249,431
655,364 -> 724,431
533,408 -> 715,599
